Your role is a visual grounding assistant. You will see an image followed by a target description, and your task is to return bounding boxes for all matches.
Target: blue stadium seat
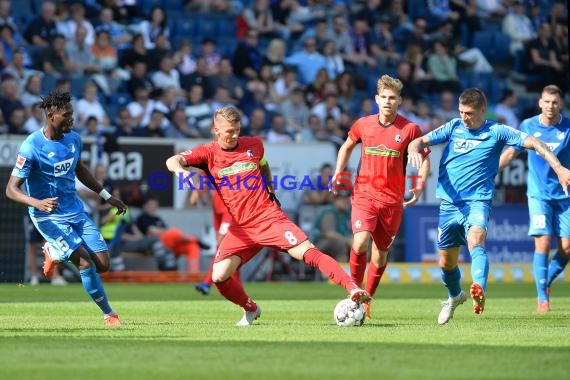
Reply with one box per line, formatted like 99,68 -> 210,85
472,31 -> 494,53
140,0 -> 164,14
175,18 -> 196,39
70,76 -> 89,98
195,19 -> 218,38
109,93 -> 132,107
40,74 -> 57,95
163,0 -> 185,11
407,0 -> 429,20
492,33 -> 511,64
217,18 -> 237,38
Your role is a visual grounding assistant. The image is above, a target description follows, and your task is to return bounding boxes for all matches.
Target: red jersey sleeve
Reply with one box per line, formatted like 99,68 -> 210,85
179,144 -> 211,171
348,118 -> 363,143
409,124 -> 431,157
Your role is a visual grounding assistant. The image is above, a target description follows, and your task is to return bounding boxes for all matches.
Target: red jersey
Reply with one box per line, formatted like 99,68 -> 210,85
180,136 -> 278,225
348,113 -> 428,205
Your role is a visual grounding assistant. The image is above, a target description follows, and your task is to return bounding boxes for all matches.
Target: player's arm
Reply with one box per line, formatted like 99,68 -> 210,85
404,155 -> 430,207
166,154 -> 193,173
498,147 -> 521,171
75,161 -> 127,214
5,176 -> 58,213
259,156 -> 275,193
407,135 -> 433,169
523,136 -> 570,194
332,136 -> 358,195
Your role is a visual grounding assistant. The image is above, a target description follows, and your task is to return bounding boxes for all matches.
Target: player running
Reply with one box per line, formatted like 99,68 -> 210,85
408,88 -> 570,324
166,106 -> 371,326
499,84 -> 570,312
6,90 -> 127,326
332,75 -> 430,320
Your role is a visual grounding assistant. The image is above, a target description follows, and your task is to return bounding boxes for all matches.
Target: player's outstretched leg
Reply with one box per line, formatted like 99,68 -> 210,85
349,248 -> 367,287
544,250 -> 569,311
470,247 -> 488,314
73,248 -> 120,326
214,275 -> 260,326
533,251 -> 550,312
303,247 -> 371,304
438,266 -> 466,324
363,263 -> 387,320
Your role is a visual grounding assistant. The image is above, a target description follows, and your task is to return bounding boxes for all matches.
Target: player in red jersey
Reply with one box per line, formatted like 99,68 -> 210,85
193,189 -> 236,295
332,75 -> 431,320
166,106 -> 371,326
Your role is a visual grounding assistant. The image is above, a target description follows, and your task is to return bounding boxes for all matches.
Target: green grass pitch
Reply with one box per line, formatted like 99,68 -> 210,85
1,282 -> 569,380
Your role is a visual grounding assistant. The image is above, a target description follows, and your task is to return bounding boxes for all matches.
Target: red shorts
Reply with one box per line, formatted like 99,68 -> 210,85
215,211 -> 308,265
351,195 -> 403,251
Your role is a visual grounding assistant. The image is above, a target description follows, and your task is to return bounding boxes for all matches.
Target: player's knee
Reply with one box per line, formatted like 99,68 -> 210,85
560,247 -> 570,258
352,237 -> 369,253
211,273 -> 230,283
96,261 -> 110,273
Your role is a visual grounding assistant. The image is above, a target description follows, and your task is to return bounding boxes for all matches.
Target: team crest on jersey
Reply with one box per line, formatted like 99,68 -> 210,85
15,155 -> 26,169
54,157 -> 74,177
394,134 -> 401,143
453,138 -> 483,153
557,132 -> 565,140
364,144 -> 400,157
218,161 -> 257,177
246,149 -> 253,158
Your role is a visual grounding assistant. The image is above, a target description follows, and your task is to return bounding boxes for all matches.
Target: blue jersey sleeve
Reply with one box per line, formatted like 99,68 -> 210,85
493,123 -> 528,148
512,120 -> 530,152
11,138 -> 35,179
425,119 -> 457,145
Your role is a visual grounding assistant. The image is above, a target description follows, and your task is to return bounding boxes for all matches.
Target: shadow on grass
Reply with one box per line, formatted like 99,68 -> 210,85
0,338 -> 567,380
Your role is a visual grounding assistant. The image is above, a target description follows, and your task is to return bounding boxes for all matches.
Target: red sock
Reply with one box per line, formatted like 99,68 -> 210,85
365,263 -> 386,297
303,248 -> 357,292
350,248 -> 367,287
214,275 -> 256,311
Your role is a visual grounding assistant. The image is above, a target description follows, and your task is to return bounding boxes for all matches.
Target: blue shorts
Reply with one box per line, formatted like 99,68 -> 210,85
31,212 -> 108,262
437,200 -> 491,249
527,197 -> 570,238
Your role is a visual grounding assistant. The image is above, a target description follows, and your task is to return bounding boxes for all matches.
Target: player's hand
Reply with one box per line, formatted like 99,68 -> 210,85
403,187 -> 423,207
556,167 -> 570,196
408,152 -> 423,169
269,192 -> 281,207
37,197 -> 59,213
108,197 -> 128,214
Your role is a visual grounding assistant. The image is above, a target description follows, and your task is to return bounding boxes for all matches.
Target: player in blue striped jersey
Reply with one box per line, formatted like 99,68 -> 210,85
6,90 -> 128,326
408,88 -> 570,324
499,85 -> 570,312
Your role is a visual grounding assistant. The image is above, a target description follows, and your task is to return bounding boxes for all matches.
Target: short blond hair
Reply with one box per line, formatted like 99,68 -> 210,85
376,75 -> 403,95
214,106 -> 241,125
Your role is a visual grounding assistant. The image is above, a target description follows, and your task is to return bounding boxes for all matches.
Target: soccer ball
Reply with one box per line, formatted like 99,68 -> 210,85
333,299 -> 365,327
